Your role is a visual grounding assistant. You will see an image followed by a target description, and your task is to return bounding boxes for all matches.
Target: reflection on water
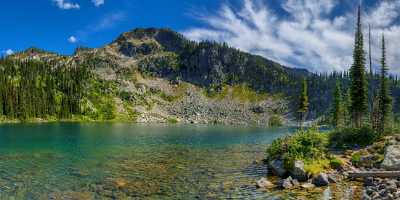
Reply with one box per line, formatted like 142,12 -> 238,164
0,123 -> 360,199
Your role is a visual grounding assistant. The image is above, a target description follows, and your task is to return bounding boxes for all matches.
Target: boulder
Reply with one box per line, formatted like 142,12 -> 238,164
381,145 -> 400,170
290,160 -> 308,181
281,177 -> 294,189
312,173 -> 329,186
269,159 -> 287,177
364,177 -> 375,187
327,174 -> 338,183
291,179 -> 300,187
256,178 -> 274,189
301,183 -> 315,189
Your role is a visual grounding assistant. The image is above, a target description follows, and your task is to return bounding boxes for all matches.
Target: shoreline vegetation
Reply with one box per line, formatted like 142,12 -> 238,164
257,6 -> 400,200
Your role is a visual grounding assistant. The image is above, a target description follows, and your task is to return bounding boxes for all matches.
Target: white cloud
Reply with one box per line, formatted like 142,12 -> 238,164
68,36 -> 78,43
53,0 -> 80,10
92,0 -> 104,7
184,0 -> 400,74
2,49 -> 14,56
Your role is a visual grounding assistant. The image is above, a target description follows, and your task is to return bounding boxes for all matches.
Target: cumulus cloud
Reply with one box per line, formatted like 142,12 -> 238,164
2,49 -> 14,56
92,0 -> 104,7
68,36 -> 78,43
184,0 -> 400,74
53,0 -> 80,10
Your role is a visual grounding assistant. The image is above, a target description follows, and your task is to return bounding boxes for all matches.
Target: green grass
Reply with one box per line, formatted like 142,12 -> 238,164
304,159 -> 330,175
329,157 -> 344,170
159,92 -> 180,102
204,84 -> 271,103
351,152 -> 362,166
231,84 -> 268,103
167,118 -> 179,124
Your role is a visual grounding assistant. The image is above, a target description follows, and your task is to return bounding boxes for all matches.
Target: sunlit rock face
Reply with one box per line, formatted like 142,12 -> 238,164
381,145 -> 400,170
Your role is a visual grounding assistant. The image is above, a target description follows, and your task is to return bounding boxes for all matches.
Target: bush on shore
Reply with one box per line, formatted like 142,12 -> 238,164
266,127 -> 382,174
329,126 -> 379,149
266,129 -> 328,170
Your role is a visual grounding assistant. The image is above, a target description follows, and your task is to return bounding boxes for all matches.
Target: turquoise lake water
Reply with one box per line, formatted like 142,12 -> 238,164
0,123 -> 357,199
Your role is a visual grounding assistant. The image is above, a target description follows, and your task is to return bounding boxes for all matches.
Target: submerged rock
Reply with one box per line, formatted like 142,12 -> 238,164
269,160 -> 286,177
279,176 -> 301,189
312,173 -> 329,187
381,145 -> 400,170
290,160 -> 308,181
256,177 -> 274,189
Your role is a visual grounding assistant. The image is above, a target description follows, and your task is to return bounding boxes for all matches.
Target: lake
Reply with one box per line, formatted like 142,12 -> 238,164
0,123 -> 358,199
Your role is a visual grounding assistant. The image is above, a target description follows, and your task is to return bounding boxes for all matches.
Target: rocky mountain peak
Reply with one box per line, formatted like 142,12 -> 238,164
110,28 -> 188,57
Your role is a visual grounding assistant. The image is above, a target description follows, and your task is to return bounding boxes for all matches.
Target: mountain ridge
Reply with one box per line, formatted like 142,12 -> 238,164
4,27 -> 380,124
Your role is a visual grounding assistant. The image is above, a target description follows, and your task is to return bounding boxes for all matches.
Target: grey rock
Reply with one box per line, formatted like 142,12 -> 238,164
291,179 -> 300,187
327,174 -> 338,183
381,145 -> 400,170
362,190 -> 372,200
301,183 -> 315,189
281,177 -> 294,189
364,177 -> 375,187
312,173 -> 329,186
251,106 -> 265,114
269,159 -> 286,177
290,160 -> 308,181
256,177 -> 274,189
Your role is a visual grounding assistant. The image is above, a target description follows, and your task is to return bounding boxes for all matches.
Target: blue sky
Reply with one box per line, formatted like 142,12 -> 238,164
0,0 -> 221,54
1,0 -> 400,73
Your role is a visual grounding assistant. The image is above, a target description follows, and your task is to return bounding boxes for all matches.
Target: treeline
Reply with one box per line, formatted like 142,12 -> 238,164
299,6 -> 397,134
0,58 -> 91,120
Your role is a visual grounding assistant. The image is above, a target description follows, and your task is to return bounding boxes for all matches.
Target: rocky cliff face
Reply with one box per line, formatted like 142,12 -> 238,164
109,28 -> 309,92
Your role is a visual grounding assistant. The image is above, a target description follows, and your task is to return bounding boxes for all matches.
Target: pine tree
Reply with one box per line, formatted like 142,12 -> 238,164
377,34 -> 392,133
349,6 -> 368,128
368,24 -> 375,124
332,81 -> 344,127
298,79 -> 309,128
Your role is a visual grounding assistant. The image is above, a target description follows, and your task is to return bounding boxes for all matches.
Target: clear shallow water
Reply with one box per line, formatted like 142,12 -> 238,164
0,123 -> 359,199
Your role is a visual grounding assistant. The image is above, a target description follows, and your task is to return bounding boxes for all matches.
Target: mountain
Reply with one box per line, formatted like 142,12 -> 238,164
3,28 -> 397,125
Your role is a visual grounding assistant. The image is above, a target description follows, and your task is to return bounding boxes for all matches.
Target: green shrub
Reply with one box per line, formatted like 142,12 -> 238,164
167,118 -> 179,124
351,152 -> 361,166
304,159 -> 330,175
268,115 -> 283,127
266,129 -> 328,170
160,92 -> 179,102
99,100 -> 116,120
329,157 -> 344,169
329,126 -> 379,149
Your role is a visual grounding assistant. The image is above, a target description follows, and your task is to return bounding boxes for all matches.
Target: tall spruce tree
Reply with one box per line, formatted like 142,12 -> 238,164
377,34 -> 392,133
332,81 -> 344,127
298,79 -> 309,128
368,24 -> 375,124
349,6 -> 368,128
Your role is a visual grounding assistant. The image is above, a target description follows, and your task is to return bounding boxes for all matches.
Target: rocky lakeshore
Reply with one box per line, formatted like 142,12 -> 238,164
255,134 -> 400,199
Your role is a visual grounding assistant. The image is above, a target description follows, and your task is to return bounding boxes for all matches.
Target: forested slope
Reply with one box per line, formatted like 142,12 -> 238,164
1,28 -> 400,124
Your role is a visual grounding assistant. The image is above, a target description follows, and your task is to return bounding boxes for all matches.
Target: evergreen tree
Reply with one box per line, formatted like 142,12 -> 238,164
332,81 -> 344,127
349,6 -> 368,128
298,79 -> 309,128
377,34 -> 392,133
368,24 -> 375,124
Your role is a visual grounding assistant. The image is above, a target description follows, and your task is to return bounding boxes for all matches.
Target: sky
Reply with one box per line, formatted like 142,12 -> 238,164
1,0 -> 400,74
